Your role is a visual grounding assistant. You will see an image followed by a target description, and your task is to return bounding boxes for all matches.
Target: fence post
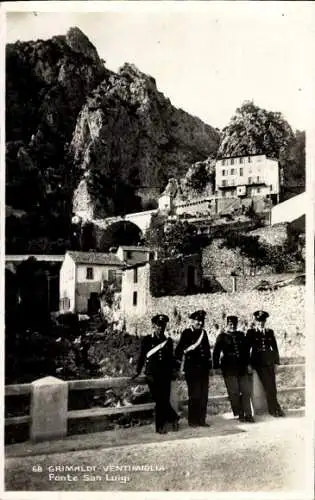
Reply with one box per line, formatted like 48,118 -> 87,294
251,371 -> 268,414
30,376 -> 68,442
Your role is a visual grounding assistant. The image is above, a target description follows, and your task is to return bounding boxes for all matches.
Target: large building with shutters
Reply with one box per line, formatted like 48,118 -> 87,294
215,154 -> 280,200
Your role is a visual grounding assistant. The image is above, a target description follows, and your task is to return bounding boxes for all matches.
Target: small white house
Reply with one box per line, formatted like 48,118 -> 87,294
120,261 -> 151,321
158,193 -> 173,214
59,251 -> 123,314
115,245 -> 156,265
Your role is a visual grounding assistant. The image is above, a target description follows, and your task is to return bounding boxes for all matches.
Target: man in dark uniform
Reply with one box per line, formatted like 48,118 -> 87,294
132,314 -> 179,434
174,310 -> 212,427
213,315 -> 254,422
246,310 -> 285,417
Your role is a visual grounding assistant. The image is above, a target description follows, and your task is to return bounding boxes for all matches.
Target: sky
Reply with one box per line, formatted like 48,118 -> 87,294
4,2 -> 315,132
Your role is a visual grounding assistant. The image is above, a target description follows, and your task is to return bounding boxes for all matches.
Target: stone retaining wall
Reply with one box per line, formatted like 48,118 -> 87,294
128,285 -> 305,358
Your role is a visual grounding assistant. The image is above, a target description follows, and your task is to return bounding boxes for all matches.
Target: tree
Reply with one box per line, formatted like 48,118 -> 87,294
163,221 -> 197,257
218,101 -> 294,160
144,213 -> 166,254
184,162 -> 210,192
182,158 -> 215,194
279,130 -> 305,193
145,214 -> 206,258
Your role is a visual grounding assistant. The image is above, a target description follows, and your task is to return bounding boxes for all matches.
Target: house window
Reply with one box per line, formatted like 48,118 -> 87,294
108,269 -> 116,282
248,156 -> 251,163
240,167 -> 243,176
257,187 -> 261,193
231,158 -> 234,165
126,251 -> 132,259
222,169 -> 226,176
222,180 -> 227,187
257,176 -> 260,182
248,177 -> 252,184
222,159 -> 225,166
231,168 -> 235,175
133,291 -> 138,306
240,157 -> 244,164
133,267 -> 138,283
60,297 -> 70,310
86,267 -> 94,280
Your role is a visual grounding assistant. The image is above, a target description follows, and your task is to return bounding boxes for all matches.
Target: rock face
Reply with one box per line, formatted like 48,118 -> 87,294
71,62 -> 220,218
6,27 -> 107,252
6,27 -> 219,252
6,27 -> 106,145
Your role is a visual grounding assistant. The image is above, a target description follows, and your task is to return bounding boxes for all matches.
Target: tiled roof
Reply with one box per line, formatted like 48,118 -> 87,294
67,251 -> 123,266
119,245 -> 152,252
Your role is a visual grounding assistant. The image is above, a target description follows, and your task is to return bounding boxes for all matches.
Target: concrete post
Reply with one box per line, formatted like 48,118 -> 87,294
251,371 -> 268,414
30,376 -> 68,442
231,276 -> 237,293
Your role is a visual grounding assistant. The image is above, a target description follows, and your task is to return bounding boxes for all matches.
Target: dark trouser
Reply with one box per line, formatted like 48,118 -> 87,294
223,373 -> 252,417
254,365 -> 281,414
147,377 -> 179,432
185,368 -> 209,425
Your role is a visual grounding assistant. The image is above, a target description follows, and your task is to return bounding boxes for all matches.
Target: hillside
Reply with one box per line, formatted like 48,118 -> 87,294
6,27 -> 220,253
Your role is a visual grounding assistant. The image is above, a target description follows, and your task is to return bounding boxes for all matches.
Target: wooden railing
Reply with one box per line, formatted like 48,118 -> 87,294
5,365 -> 305,441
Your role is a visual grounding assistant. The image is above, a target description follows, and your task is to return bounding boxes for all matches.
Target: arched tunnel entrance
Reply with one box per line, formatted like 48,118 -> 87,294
97,220 -> 143,251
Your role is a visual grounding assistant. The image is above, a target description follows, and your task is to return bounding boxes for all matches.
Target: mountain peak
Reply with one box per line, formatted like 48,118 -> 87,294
66,26 -> 101,64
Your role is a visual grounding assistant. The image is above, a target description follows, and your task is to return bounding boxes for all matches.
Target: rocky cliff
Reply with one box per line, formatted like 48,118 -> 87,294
71,62 -> 220,218
6,27 -> 107,252
6,27 -> 220,252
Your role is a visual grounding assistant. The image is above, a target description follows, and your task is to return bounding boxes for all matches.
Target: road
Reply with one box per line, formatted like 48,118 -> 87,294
5,410 -> 308,492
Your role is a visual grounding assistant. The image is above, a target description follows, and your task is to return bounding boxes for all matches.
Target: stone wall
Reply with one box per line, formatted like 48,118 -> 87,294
249,223 -> 289,246
213,273 -> 299,293
202,239 -> 252,276
126,285 -> 305,358
174,195 -> 270,218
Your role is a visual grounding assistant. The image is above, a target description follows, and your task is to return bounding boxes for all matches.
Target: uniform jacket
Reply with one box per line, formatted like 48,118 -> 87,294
246,327 -> 280,367
174,327 -> 212,373
136,334 -> 175,379
213,330 -> 250,375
